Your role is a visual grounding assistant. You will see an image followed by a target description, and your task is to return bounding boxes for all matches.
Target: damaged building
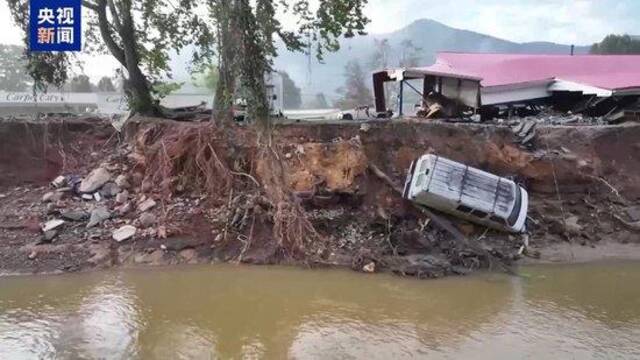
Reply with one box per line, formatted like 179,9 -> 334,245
373,52 -> 640,122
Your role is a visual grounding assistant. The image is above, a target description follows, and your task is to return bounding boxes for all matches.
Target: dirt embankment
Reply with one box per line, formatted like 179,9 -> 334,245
1,117 -> 639,277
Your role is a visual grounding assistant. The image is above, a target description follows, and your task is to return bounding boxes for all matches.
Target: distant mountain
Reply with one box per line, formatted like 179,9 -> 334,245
272,19 -> 590,104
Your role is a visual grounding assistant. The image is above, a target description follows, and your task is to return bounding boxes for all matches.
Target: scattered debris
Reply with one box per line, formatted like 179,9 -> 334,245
79,168 -> 112,193
139,212 -> 156,228
115,175 -> 130,189
42,219 -> 65,232
60,210 -> 89,222
138,198 -> 157,212
42,191 -> 62,203
100,182 -> 120,198
362,261 -> 376,273
51,175 -> 67,188
115,190 -> 129,204
40,230 -> 59,244
87,207 -> 111,228
113,225 -> 137,242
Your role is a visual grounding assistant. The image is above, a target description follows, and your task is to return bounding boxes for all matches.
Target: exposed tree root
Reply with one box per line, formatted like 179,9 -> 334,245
137,123 -> 324,261
139,124 -> 235,199
256,142 -> 324,260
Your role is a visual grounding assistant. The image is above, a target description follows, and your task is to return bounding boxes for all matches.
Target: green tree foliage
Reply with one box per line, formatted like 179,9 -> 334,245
193,65 -> 220,92
335,60 -> 372,109
0,45 -> 30,91
210,0 -> 369,126
279,71 -> 301,109
7,0 -> 214,114
97,76 -> 116,92
69,75 -> 94,92
591,34 -> 640,54
152,81 -> 184,99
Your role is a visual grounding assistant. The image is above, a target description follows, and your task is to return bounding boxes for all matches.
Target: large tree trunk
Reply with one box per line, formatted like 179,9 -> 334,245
93,0 -> 155,115
213,0 -> 236,126
236,0 -> 270,131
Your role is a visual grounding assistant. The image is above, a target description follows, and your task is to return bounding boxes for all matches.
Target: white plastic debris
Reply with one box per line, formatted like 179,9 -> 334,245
42,219 -> 65,232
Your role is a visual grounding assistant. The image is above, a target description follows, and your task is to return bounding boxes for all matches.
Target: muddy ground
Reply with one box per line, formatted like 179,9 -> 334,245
1,116 -> 639,277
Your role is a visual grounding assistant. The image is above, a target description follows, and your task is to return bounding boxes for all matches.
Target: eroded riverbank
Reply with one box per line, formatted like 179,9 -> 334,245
1,261 -> 639,359
1,117 -> 640,277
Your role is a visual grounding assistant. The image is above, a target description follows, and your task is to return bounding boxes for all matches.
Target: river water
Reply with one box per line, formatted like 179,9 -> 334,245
1,262 -> 639,359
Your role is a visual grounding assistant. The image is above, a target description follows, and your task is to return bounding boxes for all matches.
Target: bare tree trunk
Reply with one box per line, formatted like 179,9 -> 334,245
235,0 -> 270,131
213,0 -> 236,126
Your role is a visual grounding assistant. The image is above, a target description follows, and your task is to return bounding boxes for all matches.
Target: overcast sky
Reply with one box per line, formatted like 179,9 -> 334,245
1,0 -> 639,80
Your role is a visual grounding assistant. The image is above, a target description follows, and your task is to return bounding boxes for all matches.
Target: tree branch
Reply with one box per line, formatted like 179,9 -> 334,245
82,0 -> 100,11
107,0 -> 123,32
96,0 -> 126,67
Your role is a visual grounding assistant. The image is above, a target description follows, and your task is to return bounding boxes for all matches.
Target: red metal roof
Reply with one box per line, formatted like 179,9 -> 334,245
416,52 -> 640,91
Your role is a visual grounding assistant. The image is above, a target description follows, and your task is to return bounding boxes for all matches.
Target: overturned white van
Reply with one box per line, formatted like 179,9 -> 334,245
403,154 -> 528,233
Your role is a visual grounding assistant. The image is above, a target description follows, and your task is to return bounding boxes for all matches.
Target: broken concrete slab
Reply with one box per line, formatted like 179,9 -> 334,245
79,168 -> 112,193
113,225 -> 137,242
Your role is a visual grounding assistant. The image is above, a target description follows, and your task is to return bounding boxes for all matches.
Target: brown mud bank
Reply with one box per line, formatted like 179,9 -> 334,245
1,117 -> 639,277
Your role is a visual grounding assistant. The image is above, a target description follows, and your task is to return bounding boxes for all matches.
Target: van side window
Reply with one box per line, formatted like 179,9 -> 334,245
456,205 -> 473,213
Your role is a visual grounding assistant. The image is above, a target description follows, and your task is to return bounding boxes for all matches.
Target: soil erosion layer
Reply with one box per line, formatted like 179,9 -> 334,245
1,117 -> 639,277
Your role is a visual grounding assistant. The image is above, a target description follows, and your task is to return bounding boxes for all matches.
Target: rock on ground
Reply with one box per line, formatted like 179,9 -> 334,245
79,168 -> 111,193
138,198 -> 157,212
139,212 -> 156,228
42,219 -> 65,232
113,225 -> 137,242
87,207 -> 111,228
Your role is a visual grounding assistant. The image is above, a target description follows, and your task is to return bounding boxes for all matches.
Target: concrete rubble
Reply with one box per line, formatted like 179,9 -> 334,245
113,225 -> 137,242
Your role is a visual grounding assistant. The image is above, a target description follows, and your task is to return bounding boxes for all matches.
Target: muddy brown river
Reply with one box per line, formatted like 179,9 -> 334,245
1,262 -> 639,359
